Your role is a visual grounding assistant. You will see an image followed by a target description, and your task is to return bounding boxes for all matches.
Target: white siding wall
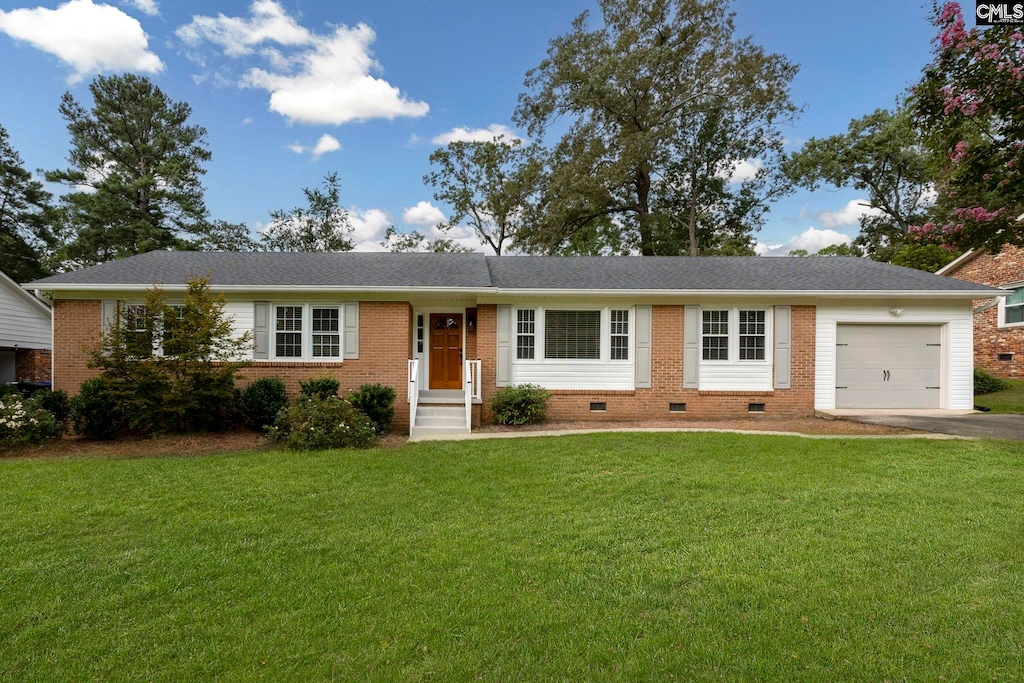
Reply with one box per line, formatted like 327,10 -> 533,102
0,280 -> 50,349
815,302 -> 974,410
698,363 -> 773,391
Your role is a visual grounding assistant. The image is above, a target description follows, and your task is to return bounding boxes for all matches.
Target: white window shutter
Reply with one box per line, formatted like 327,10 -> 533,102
496,305 -> 512,387
253,301 -> 270,359
343,302 -> 359,359
774,305 -> 791,389
684,305 -> 699,389
101,300 -> 117,335
635,305 -> 652,389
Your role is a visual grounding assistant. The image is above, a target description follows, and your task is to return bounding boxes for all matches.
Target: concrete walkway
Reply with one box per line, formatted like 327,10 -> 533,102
409,426 -> 967,443
837,413 -> 1024,440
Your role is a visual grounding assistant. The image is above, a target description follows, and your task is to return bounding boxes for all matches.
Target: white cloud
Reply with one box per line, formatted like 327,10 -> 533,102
349,208 -> 392,251
431,124 -> 521,145
122,0 -> 157,16
756,227 -> 853,256
287,133 -> 341,160
178,1 -> 429,125
0,0 -> 164,84
814,199 -> 883,228
726,158 -> 763,184
241,116 -> 253,125
402,201 -> 445,226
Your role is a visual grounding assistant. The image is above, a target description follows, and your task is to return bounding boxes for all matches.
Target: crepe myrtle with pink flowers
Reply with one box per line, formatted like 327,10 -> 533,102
913,2 -> 1024,251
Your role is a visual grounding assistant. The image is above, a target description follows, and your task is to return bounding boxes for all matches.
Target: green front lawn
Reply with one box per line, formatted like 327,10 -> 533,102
976,378 -> 1024,413
2,434 -> 1023,680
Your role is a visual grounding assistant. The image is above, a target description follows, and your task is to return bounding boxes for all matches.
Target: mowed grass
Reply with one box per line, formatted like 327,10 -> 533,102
2,434 -> 1024,681
976,378 -> 1024,413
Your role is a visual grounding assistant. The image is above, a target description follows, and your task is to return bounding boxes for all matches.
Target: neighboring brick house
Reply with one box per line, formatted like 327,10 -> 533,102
26,252 -> 998,437
0,268 -> 52,385
938,247 -> 1023,379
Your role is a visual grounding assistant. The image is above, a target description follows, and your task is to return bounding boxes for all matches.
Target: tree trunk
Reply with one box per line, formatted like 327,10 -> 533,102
688,170 -> 698,257
636,168 -> 653,256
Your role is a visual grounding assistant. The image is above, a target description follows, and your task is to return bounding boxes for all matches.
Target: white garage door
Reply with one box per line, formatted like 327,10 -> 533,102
836,325 -> 942,409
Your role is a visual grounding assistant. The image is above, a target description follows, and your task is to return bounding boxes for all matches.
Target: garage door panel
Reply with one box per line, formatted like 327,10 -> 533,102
836,324 -> 941,409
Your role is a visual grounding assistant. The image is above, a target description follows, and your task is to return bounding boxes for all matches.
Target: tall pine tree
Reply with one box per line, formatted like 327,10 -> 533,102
0,124 -> 54,281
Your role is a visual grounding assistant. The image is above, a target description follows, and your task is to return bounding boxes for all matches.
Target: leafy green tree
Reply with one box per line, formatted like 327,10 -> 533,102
262,172 -> 354,252
0,124 -> 55,281
424,138 -> 543,255
813,243 -> 863,257
783,108 -> 934,263
196,220 -> 261,252
913,3 -> 1024,251
380,227 -> 473,253
513,0 -> 799,256
47,74 -> 213,267
90,276 -> 252,434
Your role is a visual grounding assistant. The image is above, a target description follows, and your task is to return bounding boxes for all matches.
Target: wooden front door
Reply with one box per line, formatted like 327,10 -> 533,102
429,313 -> 463,389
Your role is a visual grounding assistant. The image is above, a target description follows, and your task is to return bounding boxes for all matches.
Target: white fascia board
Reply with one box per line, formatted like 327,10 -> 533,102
28,283 -> 1005,300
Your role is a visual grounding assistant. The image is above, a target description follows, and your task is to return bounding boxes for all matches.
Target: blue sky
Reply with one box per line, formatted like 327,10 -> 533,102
0,0 -> 946,254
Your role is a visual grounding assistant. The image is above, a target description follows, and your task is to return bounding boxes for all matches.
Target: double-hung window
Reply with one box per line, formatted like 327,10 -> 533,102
123,304 -> 152,356
545,310 -> 601,360
517,309 -> 535,359
161,304 -> 186,355
311,307 -> 340,358
275,305 -> 303,358
1003,286 -> 1024,326
702,310 -> 729,360
702,308 -> 769,362
738,310 -> 766,360
610,310 -> 630,360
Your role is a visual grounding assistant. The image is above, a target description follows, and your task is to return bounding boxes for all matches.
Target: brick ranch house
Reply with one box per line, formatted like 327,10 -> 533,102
0,267 -> 52,385
938,245 -> 1024,379
26,252 -> 1002,437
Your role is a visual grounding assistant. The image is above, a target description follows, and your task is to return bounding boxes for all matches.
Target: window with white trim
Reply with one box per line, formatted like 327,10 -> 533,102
311,307 -> 340,358
160,304 -> 186,355
545,310 -> 600,359
738,310 -> 766,360
702,310 -> 729,360
123,303 -> 152,356
1003,286 -> 1024,326
275,305 -> 303,358
610,309 -> 629,360
517,309 -> 535,359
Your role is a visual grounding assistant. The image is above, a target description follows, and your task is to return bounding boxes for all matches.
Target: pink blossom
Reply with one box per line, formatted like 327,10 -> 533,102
950,141 -> 970,164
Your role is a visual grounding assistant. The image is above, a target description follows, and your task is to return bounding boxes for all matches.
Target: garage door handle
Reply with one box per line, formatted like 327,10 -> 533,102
883,370 -> 890,381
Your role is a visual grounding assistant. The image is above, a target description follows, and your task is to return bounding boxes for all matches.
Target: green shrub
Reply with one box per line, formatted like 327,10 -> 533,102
0,394 -> 62,447
72,377 -> 124,440
33,390 -> 71,431
299,377 -> 340,400
240,377 -> 289,429
348,383 -> 397,434
975,367 -> 1010,395
267,395 -> 377,450
490,384 -> 552,426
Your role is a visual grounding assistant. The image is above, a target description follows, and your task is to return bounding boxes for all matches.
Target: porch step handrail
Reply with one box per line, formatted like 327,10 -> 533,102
408,358 -> 419,436
464,359 -> 482,431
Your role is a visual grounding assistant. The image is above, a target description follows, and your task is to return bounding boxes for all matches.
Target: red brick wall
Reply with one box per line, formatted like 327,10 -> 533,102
53,299 -> 102,393
947,247 -> 1024,378
15,348 -> 51,383
53,299 -> 415,431
477,304 -> 816,422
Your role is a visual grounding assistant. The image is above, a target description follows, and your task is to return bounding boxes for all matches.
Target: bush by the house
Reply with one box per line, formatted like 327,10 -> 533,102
975,367 -> 1010,395
72,377 -> 124,440
86,276 -> 252,437
0,394 -> 62,447
299,377 -> 340,400
267,395 -> 377,450
348,383 -> 396,434
240,377 -> 289,429
33,390 -> 71,432
490,384 -> 552,426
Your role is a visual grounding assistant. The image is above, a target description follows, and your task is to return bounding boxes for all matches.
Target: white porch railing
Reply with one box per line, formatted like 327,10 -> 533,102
464,359 -> 481,431
408,358 -> 419,435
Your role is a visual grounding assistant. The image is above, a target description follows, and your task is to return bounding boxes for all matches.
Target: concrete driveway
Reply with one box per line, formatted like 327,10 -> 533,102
831,411 -> 1024,440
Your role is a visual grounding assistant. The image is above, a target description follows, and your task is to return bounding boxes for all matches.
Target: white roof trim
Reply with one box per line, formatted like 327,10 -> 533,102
25,282 -> 1004,299
935,249 -> 981,276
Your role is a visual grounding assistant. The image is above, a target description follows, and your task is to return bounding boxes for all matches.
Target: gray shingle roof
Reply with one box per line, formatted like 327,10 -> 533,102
25,251 -> 1002,294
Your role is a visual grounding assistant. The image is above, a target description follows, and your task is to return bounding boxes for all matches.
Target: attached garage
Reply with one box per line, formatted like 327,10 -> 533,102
835,324 -> 942,409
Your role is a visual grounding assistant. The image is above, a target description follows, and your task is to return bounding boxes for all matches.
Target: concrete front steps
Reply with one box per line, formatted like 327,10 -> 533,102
410,404 -> 469,440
